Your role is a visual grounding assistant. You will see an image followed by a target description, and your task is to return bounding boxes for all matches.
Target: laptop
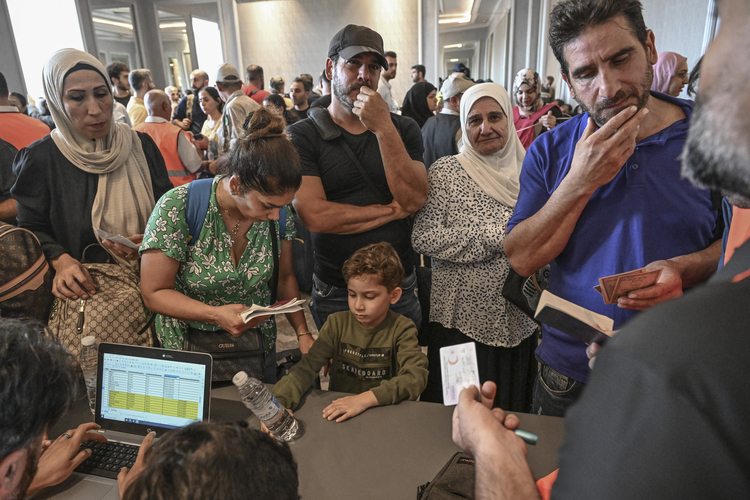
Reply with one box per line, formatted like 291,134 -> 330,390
34,343 -> 212,500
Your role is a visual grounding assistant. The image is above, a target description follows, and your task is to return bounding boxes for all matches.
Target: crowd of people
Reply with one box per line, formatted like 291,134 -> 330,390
2,0 -> 750,497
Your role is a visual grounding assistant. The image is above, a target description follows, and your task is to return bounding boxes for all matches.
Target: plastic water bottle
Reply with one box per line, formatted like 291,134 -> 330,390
233,371 -> 299,442
79,336 -> 98,415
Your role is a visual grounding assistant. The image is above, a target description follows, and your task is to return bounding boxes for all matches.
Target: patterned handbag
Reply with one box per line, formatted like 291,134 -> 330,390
48,261 -> 155,357
0,223 -> 54,321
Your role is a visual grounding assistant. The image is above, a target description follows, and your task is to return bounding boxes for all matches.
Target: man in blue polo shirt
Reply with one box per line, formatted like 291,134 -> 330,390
504,0 -> 720,417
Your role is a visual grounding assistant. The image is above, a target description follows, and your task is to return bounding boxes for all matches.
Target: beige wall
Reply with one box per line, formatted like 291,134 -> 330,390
236,0 -> 419,107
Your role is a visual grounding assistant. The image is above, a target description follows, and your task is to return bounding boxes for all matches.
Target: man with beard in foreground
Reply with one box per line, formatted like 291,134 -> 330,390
289,25 -> 428,330
452,0 -> 750,497
504,0 -> 721,416
0,320 -> 109,500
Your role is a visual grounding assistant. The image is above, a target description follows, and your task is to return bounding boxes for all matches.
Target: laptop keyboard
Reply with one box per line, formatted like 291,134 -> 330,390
74,441 -> 139,479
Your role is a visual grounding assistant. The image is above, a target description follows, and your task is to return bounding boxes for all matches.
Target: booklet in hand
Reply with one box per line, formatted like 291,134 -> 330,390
93,227 -> 140,250
240,298 -> 305,323
534,290 -> 614,345
594,268 -> 662,305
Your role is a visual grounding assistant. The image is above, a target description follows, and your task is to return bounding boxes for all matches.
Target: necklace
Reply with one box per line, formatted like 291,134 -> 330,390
218,183 -> 246,238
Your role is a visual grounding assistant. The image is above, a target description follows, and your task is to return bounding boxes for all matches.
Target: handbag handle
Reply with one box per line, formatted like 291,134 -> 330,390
81,243 -> 116,265
269,218 -> 279,304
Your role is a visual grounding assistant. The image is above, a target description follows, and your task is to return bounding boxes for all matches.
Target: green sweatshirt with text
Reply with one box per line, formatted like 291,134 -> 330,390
273,310 -> 428,410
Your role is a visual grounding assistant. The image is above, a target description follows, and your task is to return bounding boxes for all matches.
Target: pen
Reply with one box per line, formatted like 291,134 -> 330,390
514,429 -> 538,445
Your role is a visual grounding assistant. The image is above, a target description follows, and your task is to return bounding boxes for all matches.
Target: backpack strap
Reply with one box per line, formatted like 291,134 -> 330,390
185,179 -> 214,244
278,206 -> 287,240
307,106 -> 341,140
186,94 -> 195,121
250,88 -> 261,97
269,218 -> 279,303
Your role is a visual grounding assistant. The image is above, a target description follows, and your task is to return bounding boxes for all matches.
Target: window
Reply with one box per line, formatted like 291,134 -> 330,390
192,17 -> 223,76
7,0 -> 85,99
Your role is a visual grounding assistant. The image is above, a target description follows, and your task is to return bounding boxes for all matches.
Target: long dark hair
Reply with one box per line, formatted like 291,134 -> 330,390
225,107 -> 301,196
198,86 -> 224,113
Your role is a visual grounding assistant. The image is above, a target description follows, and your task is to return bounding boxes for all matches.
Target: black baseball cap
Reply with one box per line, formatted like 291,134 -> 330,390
328,24 -> 388,69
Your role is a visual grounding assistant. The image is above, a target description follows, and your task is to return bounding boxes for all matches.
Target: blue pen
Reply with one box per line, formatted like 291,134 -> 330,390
514,429 -> 538,445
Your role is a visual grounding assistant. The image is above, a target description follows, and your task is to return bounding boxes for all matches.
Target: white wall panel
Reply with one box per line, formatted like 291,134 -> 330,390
237,0 -> 418,107
643,0 -> 710,99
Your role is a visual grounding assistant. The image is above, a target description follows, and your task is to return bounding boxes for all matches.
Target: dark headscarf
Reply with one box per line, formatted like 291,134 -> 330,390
402,81 -> 436,128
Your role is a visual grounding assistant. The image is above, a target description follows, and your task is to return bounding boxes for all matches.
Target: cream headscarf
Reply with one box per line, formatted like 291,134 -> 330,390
456,83 -> 524,208
43,48 -> 155,267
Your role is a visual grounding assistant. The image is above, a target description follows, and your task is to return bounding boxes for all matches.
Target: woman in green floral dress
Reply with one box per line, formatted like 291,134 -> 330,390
140,109 -> 313,382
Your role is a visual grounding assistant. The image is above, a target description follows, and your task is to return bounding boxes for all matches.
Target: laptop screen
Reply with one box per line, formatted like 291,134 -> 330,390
96,343 -> 212,436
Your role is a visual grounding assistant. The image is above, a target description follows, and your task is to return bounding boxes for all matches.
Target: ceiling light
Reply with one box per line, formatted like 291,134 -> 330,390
449,58 -> 459,62
93,17 -> 133,30
439,16 -> 471,24
444,43 -> 463,49
159,22 -> 186,29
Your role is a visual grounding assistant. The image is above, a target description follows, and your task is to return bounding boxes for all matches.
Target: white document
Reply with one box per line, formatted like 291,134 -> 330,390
93,227 -> 140,250
440,342 -> 481,406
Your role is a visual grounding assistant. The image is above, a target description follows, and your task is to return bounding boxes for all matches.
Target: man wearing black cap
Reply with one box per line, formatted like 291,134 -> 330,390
289,24 -> 428,330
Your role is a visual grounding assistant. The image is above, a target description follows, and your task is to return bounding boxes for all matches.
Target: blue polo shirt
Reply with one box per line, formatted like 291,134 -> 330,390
507,92 -> 717,383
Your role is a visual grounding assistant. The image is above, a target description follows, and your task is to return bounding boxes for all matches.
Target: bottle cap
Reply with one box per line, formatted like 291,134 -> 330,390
232,371 -> 248,386
81,336 -> 96,346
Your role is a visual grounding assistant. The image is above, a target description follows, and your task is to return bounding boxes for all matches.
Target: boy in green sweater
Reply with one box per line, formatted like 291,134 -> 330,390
272,242 -> 428,422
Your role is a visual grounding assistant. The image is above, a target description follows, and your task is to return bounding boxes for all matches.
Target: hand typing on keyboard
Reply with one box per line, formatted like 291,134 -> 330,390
117,431 -> 155,498
25,422 -> 107,496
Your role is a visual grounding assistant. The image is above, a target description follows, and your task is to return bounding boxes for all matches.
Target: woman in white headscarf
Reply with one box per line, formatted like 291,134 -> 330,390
11,48 -> 171,301
412,83 -> 539,411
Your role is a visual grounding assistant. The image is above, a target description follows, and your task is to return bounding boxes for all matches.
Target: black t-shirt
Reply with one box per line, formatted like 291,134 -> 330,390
421,113 -> 461,168
291,107 -> 309,121
552,260 -> 750,498
114,94 -> 131,108
172,95 -> 207,136
290,113 -> 424,287
0,138 -> 18,205
11,133 -> 171,262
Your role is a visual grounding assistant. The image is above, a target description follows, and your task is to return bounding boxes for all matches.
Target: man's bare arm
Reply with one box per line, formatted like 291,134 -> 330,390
293,176 -> 410,234
505,176 -> 595,276
506,107 -> 648,276
376,124 -> 428,212
452,385 -> 541,500
617,240 -> 722,311
354,87 -> 428,213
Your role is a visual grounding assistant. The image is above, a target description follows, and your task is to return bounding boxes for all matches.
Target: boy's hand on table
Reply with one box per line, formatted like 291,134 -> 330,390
322,391 -> 378,422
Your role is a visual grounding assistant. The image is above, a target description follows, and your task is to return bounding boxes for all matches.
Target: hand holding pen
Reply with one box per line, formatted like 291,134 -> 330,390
452,381 -> 538,457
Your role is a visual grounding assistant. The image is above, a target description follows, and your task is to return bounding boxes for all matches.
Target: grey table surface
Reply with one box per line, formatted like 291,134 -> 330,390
48,385 -> 565,500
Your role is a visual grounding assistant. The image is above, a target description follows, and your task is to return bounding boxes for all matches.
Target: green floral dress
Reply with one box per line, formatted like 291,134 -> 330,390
141,176 -> 296,352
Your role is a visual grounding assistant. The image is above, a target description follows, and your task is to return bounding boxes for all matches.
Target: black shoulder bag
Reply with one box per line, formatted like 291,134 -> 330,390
181,180 -> 280,382
416,452 -> 476,499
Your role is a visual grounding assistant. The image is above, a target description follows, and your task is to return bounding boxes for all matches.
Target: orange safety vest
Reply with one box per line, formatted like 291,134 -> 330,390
134,121 -> 197,187
0,112 -> 50,150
